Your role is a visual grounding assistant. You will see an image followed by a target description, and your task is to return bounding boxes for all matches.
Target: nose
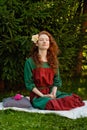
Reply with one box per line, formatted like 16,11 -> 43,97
43,39 -> 46,43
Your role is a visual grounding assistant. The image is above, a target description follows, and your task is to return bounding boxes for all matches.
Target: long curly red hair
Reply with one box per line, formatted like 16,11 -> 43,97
30,31 -> 60,74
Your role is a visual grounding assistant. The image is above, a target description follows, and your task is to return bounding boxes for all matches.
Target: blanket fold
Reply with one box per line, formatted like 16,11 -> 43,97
0,101 -> 87,119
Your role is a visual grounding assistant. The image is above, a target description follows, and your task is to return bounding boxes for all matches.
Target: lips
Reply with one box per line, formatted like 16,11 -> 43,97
42,44 -> 48,46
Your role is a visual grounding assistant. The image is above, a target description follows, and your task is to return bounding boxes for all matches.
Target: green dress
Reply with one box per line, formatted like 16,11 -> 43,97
24,57 -> 72,109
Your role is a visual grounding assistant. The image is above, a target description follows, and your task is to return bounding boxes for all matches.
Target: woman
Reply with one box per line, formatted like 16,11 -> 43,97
24,31 -> 84,110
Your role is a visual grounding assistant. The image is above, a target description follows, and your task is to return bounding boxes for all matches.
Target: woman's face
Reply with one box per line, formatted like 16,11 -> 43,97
37,34 -> 50,50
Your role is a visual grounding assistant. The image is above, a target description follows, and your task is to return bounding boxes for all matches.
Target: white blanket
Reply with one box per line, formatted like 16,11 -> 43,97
0,101 -> 87,119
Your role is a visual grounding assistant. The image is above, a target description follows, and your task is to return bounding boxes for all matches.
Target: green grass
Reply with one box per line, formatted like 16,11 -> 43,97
0,110 -> 87,130
0,77 -> 87,130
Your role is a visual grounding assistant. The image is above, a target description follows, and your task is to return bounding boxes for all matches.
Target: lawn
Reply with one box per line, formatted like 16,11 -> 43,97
0,77 -> 87,130
0,110 -> 87,130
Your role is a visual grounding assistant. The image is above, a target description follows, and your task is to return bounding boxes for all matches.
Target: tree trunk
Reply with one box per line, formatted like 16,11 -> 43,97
75,50 -> 83,77
75,0 -> 87,77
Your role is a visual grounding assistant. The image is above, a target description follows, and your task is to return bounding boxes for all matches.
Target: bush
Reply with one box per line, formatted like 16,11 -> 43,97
0,0 -> 86,89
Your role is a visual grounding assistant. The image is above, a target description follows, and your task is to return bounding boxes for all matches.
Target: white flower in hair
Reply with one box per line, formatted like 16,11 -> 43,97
31,34 -> 39,43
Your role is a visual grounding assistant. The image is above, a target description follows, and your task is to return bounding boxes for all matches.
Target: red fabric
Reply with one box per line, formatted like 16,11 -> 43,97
30,87 -> 50,102
32,68 -> 54,87
45,94 -> 85,110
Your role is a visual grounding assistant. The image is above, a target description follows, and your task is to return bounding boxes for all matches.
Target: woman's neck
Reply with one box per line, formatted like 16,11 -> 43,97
39,50 -> 47,62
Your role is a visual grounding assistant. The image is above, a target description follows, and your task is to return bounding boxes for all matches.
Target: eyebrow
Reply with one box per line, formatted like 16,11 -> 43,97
39,38 -> 49,40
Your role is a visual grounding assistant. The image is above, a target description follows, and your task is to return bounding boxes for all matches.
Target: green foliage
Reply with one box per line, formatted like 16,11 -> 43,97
0,110 -> 87,130
82,45 -> 87,76
0,0 -> 86,88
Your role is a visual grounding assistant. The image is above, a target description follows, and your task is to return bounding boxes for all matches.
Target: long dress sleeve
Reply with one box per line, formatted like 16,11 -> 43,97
53,69 -> 62,87
24,58 -> 36,91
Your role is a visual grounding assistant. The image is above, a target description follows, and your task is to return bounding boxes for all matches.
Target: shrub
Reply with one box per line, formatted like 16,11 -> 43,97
0,0 -> 86,89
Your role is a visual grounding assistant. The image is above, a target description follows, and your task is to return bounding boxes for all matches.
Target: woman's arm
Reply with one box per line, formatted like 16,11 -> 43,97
50,86 -> 57,98
32,87 -> 44,97
32,87 -> 56,98
24,59 -> 44,96
53,69 -> 62,88
24,59 -> 36,91
50,69 -> 62,98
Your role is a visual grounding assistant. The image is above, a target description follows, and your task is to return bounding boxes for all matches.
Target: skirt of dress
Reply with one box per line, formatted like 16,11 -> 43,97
30,90 -> 85,110
45,94 -> 85,110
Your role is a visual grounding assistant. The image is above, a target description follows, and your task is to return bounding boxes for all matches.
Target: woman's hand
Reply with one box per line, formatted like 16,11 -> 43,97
32,86 -> 57,99
50,86 -> 57,98
43,94 -> 56,99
